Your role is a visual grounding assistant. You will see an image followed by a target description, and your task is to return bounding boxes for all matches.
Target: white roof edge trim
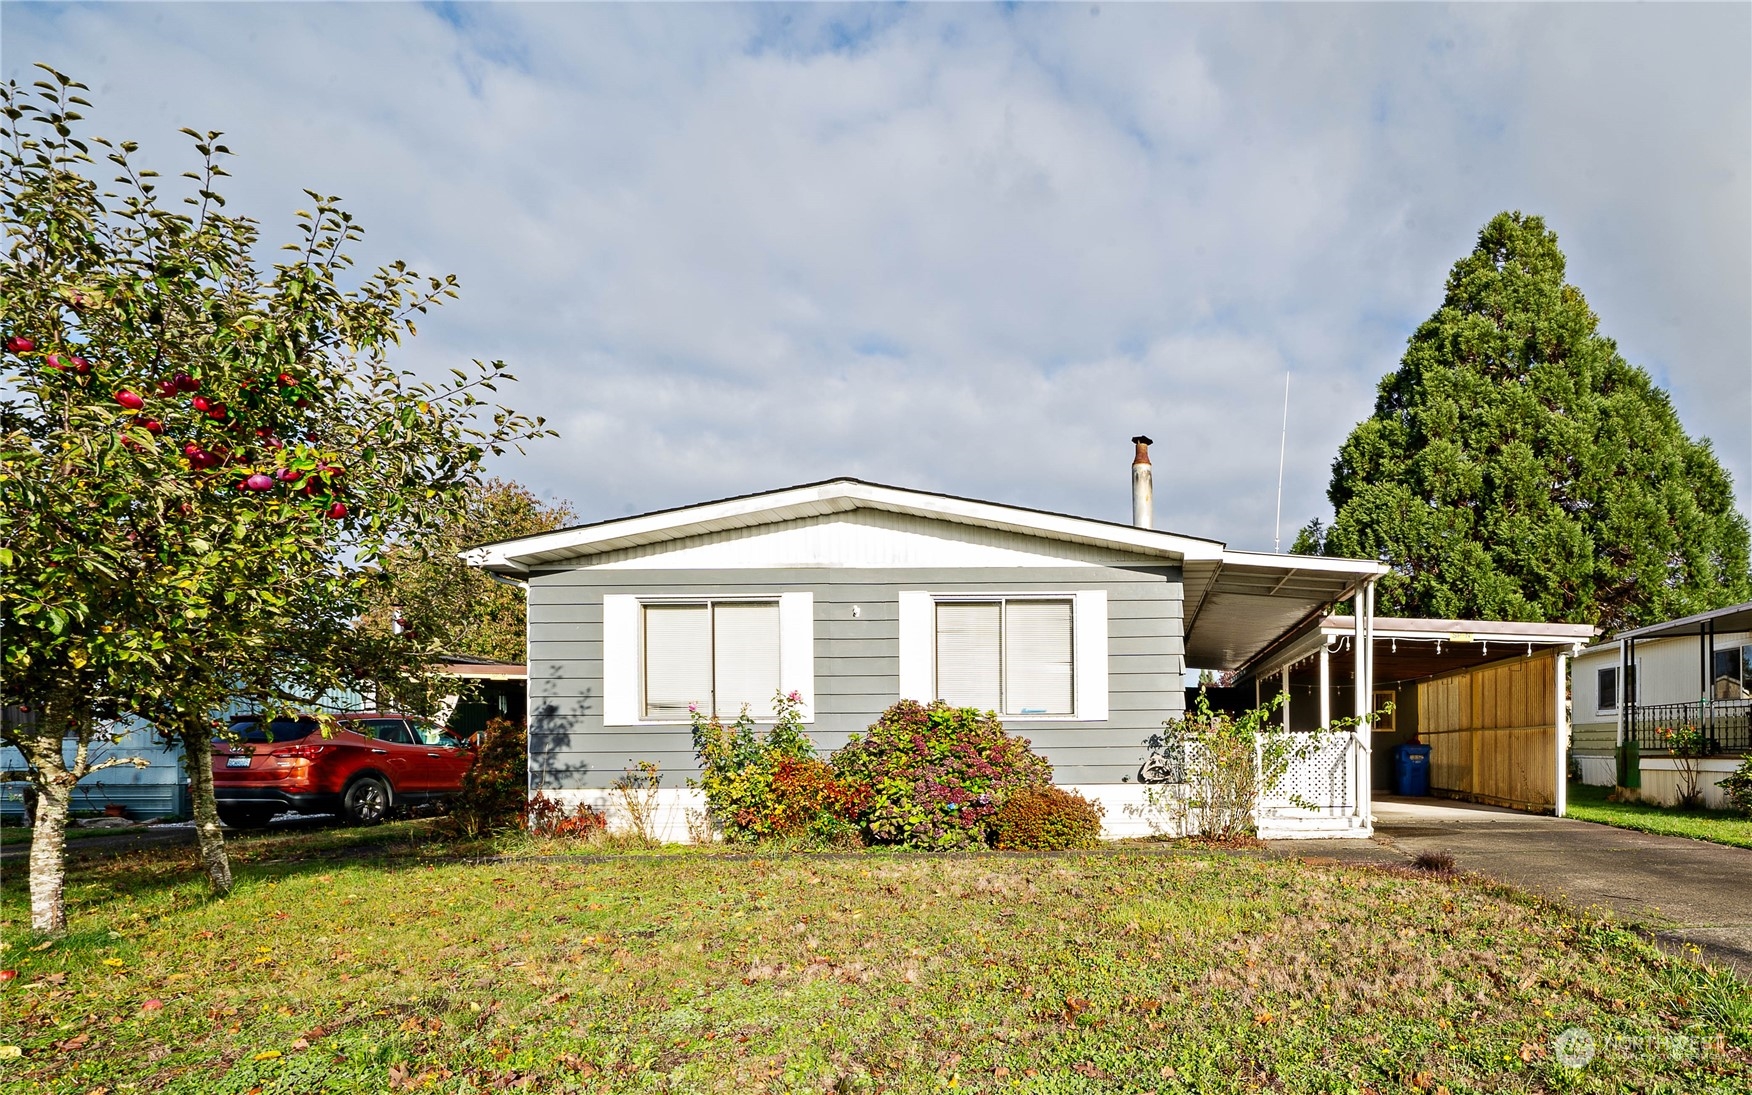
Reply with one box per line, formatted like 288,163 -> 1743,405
466,479 -> 1230,570
1217,548 -> 1388,578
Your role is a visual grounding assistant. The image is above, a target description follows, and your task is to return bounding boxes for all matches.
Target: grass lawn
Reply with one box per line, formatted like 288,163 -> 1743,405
2,823 -> 1748,1094
1566,782 -> 1752,850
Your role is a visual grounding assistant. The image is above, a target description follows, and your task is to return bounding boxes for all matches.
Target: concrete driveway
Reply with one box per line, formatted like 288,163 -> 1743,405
1277,796 -> 1752,976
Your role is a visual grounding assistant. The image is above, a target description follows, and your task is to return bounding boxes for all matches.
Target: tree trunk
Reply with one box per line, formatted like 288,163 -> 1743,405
18,690 -> 78,934
181,718 -> 232,896
26,770 -> 72,934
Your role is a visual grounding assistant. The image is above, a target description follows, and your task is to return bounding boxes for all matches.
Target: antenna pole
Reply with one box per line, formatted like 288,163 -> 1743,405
1274,372 -> 1289,552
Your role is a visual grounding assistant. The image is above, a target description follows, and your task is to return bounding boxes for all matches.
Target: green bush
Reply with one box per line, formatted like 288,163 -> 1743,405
988,785 -> 1105,850
690,692 -> 859,844
1721,756 -> 1752,818
443,718 -> 527,837
831,700 -> 1052,849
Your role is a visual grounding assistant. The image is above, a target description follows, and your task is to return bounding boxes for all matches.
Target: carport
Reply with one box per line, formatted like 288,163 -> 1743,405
1237,616 -> 1595,816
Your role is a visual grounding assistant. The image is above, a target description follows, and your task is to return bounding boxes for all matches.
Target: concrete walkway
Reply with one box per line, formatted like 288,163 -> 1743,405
1273,796 -> 1752,976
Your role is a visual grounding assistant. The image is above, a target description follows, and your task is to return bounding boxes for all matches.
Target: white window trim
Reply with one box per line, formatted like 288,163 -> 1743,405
602,593 -> 813,727
898,589 -> 1107,722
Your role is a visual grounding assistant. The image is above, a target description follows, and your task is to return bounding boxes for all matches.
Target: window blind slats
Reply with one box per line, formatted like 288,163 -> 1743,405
936,601 -> 1002,711
1004,600 -> 1073,716
643,604 -> 712,718
713,601 -> 781,717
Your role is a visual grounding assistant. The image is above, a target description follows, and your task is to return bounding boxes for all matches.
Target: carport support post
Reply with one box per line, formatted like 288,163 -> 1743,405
1354,581 -> 1375,824
1554,649 -> 1569,818
1318,643 -> 1331,731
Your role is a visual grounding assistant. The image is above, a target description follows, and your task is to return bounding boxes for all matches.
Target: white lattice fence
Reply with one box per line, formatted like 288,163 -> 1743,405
1263,732 -> 1355,811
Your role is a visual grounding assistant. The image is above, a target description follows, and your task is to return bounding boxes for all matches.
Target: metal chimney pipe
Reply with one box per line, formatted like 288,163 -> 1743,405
1130,435 -> 1154,529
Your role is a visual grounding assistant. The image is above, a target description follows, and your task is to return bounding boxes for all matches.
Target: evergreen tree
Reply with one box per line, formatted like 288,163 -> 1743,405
1296,212 -> 1750,630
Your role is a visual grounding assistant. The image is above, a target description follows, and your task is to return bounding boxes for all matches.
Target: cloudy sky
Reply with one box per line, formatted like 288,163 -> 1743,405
7,2 -> 1749,548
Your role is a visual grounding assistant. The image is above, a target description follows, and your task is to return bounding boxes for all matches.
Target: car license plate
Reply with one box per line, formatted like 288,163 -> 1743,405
226,756 -> 251,768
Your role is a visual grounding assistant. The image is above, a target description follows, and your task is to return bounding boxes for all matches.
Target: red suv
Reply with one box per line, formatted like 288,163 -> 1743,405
212,712 -> 475,827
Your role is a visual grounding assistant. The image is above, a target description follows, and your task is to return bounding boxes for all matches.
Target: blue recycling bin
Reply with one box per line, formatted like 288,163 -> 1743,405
1393,743 -> 1431,797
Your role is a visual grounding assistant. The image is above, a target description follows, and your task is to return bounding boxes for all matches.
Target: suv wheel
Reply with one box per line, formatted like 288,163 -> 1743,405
343,775 -> 391,825
218,807 -> 274,829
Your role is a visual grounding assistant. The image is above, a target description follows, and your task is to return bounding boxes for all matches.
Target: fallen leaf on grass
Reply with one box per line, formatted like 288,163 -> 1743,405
253,1050 -> 281,1061
0,1046 -> 21,1059
1072,1062 -> 1109,1079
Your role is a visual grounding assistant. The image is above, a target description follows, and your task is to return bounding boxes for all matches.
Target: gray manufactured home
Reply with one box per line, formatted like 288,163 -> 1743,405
468,468 -> 1389,839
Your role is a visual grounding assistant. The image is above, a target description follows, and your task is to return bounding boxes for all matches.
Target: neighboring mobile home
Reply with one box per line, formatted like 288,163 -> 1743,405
1571,601 -> 1752,808
468,447 -> 1402,840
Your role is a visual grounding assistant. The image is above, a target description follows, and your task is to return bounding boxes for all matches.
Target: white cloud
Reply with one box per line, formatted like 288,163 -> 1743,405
5,1 -> 1747,549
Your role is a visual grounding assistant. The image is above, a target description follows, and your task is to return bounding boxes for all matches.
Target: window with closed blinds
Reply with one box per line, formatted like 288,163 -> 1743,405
934,598 -> 1073,716
1004,600 -> 1073,715
643,600 -> 781,718
713,601 -> 780,717
644,604 -> 712,718
936,601 -> 1002,712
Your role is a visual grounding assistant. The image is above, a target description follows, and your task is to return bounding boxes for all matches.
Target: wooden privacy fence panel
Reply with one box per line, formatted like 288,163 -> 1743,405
1417,651 -> 1557,811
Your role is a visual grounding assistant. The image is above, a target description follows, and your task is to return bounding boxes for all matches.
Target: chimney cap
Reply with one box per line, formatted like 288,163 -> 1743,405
1131,435 -> 1153,466
1130,435 -> 1153,446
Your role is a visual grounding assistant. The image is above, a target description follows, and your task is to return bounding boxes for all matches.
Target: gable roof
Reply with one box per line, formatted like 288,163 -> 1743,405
464,477 -> 1386,671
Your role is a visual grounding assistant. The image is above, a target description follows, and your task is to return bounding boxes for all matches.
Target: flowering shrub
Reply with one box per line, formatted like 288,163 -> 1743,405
690,692 -> 860,844
527,793 -> 607,838
830,700 -> 1052,849
988,785 -> 1105,850
1654,723 -> 1710,808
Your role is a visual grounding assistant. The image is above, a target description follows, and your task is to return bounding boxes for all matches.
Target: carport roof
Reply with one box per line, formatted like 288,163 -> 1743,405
1239,614 -> 1597,685
462,477 -> 1386,672
1611,600 -> 1752,643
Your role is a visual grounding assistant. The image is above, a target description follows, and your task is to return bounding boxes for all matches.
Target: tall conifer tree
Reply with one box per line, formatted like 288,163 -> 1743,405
1297,212 -> 1749,629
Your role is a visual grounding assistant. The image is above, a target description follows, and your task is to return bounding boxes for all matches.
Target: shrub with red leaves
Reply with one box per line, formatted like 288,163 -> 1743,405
988,785 -> 1105,850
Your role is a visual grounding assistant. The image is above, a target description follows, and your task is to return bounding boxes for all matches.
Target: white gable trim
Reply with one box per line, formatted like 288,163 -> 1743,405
580,510 -> 1148,570
465,479 -> 1228,573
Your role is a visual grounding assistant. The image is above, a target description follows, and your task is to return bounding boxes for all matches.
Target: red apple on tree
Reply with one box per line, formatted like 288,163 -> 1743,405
191,395 -> 212,413
325,501 -> 349,520
4,336 -> 34,353
114,390 -> 144,410
174,372 -> 199,392
239,473 -> 275,492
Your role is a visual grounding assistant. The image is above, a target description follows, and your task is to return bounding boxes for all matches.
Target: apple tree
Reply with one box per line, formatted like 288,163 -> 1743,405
1,67 -> 550,930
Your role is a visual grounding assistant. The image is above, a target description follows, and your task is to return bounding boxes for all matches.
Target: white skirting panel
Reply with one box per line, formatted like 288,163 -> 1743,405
531,782 -> 1378,844
537,787 -> 706,844
1574,754 -> 1616,786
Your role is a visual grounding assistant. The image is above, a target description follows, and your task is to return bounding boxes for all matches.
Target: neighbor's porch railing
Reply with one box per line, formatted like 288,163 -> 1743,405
1628,699 -> 1752,755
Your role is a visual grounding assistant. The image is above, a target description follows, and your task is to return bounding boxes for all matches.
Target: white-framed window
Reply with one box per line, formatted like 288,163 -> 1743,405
935,598 -> 1074,716
643,600 -> 780,719
1712,645 -> 1752,701
602,593 -> 813,725
898,590 -> 1107,721
1596,662 -> 1639,714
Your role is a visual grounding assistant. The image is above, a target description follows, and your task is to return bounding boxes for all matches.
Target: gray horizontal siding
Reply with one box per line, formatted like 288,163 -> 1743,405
527,565 -> 1183,788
